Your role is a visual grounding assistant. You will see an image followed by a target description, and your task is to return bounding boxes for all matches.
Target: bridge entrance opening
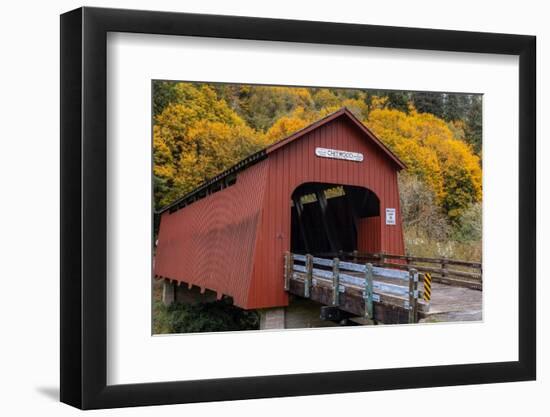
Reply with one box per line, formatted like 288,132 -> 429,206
290,182 -> 380,256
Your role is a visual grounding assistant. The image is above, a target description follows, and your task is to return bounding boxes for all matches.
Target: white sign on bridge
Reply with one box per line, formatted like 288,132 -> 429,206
315,147 -> 364,162
385,208 -> 396,225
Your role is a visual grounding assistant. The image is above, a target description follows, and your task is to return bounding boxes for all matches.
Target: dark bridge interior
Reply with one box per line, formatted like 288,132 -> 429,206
290,182 -> 380,255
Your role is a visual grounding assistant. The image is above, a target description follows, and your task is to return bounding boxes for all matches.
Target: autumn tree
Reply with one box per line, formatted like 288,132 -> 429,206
153,82 -> 482,234
265,115 -> 309,143
312,89 -> 341,109
367,106 -> 481,224
238,86 -> 314,131
174,121 -> 266,196
153,83 -> 268,208
317,98 -> 369,121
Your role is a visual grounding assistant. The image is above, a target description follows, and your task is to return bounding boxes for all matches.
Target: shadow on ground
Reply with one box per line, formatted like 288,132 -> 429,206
36,386 -> 59,401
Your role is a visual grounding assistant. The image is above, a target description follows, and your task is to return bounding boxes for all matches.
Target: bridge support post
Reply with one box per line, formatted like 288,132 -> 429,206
259,307 -> 286,330
162,279 -> 175,306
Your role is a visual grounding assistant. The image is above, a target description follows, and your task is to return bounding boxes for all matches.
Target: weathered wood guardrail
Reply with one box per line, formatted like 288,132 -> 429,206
316,252 -> 482,290
284,252 -> 423,324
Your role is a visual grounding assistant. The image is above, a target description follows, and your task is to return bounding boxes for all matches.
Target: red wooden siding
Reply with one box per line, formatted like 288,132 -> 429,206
357,216 -> 381,253
248,115 -> 405,309
155,108 -> 406,310
155,162 -> 268,307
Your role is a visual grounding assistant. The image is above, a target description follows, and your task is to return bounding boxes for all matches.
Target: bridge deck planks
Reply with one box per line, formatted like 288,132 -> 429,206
419,281 -> 482,321
288,271 -> 482,324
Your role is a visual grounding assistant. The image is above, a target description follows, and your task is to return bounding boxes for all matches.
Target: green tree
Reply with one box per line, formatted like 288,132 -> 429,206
465,95 -> 483,154
411,92 -> 445,119
384,91 -> 411,112
152,80 -> 179,117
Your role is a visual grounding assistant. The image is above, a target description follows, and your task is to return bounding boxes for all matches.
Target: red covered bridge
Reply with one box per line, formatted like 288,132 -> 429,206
154,107 -> 406,312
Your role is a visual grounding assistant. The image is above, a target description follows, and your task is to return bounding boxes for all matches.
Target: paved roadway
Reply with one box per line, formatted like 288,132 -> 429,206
418,281 -> 482,322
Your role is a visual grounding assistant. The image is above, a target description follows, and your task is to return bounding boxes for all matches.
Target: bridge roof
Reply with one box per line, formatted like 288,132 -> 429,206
158,107 -> 405,214
266,107 -> 405,168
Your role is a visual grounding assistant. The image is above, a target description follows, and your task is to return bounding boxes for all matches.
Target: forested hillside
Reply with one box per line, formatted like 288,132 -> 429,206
153,82 -> 482,260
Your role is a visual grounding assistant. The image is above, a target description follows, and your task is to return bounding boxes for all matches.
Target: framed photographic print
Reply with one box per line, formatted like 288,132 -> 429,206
60,6 -> 536,410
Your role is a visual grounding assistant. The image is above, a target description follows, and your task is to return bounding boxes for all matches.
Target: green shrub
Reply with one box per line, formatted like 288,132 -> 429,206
154,299 -> 260,334
399,173 -> 450,241
399,173 -> 481,262
452,202 -> 482,242
152,300 -> 173,334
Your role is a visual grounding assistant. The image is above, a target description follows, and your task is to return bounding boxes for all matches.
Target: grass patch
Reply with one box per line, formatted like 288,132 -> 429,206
404,229 -> 481,262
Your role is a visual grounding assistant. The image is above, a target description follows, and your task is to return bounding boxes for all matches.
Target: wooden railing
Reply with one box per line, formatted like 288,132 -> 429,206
284,252 -> 422,324
316,251 -> 482,290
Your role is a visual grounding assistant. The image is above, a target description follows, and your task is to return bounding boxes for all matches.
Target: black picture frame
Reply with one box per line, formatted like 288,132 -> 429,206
60,6 -> 536,410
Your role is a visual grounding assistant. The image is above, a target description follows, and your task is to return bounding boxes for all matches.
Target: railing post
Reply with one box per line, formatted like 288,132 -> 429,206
352,249 -> 358,263
364,263 -> 374,322
408,268 -> 419,323
441,257 -> 448,282
284,251 -> 292,291
332,258 -> 340,306
479,263 -> 483,287
305,254 -> 313,298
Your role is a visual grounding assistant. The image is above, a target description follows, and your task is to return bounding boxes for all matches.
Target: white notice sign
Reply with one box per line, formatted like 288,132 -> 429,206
385,208 -> 396,225
315,147 -> 364,162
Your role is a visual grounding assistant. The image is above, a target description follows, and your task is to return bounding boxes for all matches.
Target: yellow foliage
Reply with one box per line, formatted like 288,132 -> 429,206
153,84 -> 268,208
153,83 -> 482,224
264,107 -> 312,142
317,99 -> 369,120
370,96 -> 389,111
313,89 -> 341,109
366,106 -> 482,222
448,119 -> 466,141
341,98 -> 369,119
265,117 -> 309,143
